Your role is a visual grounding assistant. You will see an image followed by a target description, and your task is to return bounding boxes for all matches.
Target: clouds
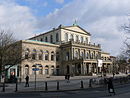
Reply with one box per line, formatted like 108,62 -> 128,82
0,0 -> 37,39
55,0 -> 64,4
37,0 -> 130,56
0,0 -> 130,56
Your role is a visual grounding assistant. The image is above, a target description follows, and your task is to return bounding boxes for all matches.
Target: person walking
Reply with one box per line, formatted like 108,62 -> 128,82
107,78 -> 115,95
25,75 -> 29,87
67,74 -> 70,83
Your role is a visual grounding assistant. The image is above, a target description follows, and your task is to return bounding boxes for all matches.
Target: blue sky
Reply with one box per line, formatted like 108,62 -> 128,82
15,0 -> 72,16
0,0 -> 130,56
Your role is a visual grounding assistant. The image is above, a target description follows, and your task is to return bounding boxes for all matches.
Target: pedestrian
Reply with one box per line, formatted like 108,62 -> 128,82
113,73 -> 115,78
65,74 -> 67,80
25,75 -> 29,87
67,74 -> 70,83
107,78 -> 115,95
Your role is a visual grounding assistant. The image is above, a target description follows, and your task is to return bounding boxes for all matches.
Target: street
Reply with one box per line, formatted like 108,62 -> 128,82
0,82 -> 130,98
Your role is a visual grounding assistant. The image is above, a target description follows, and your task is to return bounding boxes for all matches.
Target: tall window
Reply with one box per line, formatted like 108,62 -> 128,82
39,50 -> 43,60
25,65 -> 29,75
66,52 -> 69,61
25,48 -> 30,59
39,65 -> 42,74
45,65 -> 49,74
76,35 -> 79,42
86,52 -> 89,59
75,51 -> 78,59
40,38 -> 43,42
45,50 -> 49,60
51,66 -> 54,75
45,37 -> 48,42
81,36 -> 83,43
50,35 -> 53,43
65,33 -> 68,42
81,52 -> 84,59
32,49 -> 37,60
86,38 -> 88,44
70,34 -> 74,40
51,51 -> 54,61
56,33 -> 59,42
56,52 -> 59,61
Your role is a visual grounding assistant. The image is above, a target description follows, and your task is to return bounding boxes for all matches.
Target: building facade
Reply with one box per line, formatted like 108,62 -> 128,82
7,25 -> 112,81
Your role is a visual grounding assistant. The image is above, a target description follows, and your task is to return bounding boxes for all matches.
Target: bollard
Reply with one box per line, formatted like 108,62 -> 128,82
2,82 -> 5,92
57,81 -> 59,90
45,82 -> 48,91
120,77 -> 122,84
89,79 -> 92,88
15,78 -> 18,92
81,80 -> 84,88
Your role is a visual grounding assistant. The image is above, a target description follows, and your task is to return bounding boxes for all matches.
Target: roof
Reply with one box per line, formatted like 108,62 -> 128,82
29,25 -> 91,39
22,40 -> 59,47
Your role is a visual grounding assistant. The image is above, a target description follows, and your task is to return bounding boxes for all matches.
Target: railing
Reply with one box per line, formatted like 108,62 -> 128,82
61,40 -> 100,48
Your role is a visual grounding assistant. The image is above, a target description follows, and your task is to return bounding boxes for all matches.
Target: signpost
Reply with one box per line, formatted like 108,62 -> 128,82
98,59 -> 103,76
32,65 -> 40,90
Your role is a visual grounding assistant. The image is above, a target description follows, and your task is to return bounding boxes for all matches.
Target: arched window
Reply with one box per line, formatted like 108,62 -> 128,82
81,36 -> 83,43
70,34 -> 74,40
25,48 -> 30,59
45,50 -> 49,60
45,65 -> 49,74
76,35 -> 79,42
56,33 -> 59,42
39,50 -> 43,60
51,51 -> 54,61
65,33 -> 68,42
25,65 -> 29,75
45,36 -> 48,42
32,49 -> 37,60
39,65 -> 43,74
32,65 -> 35,75
50,35 -> 53,43
51,65 -> 54,75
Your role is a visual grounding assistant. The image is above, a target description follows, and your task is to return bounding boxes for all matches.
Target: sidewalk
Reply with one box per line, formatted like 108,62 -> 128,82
0,74 -> 128,93
103,92 -> 130,98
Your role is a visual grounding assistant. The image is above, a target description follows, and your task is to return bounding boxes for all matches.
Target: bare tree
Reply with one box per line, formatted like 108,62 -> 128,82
122,17 -> 130,57
116,54 -> 127,73
0,29 -> 23,83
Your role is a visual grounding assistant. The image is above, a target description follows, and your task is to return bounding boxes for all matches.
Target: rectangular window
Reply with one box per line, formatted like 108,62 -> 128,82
45,37 -> 48,42
39,54 -> 42,60
32,54 -> 36,60
50,35 -> 53,43
81,36 -> 83,43
45,55 -> 49,60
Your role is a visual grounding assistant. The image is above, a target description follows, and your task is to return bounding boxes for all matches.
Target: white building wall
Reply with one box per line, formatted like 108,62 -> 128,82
61,29 -> 90,44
